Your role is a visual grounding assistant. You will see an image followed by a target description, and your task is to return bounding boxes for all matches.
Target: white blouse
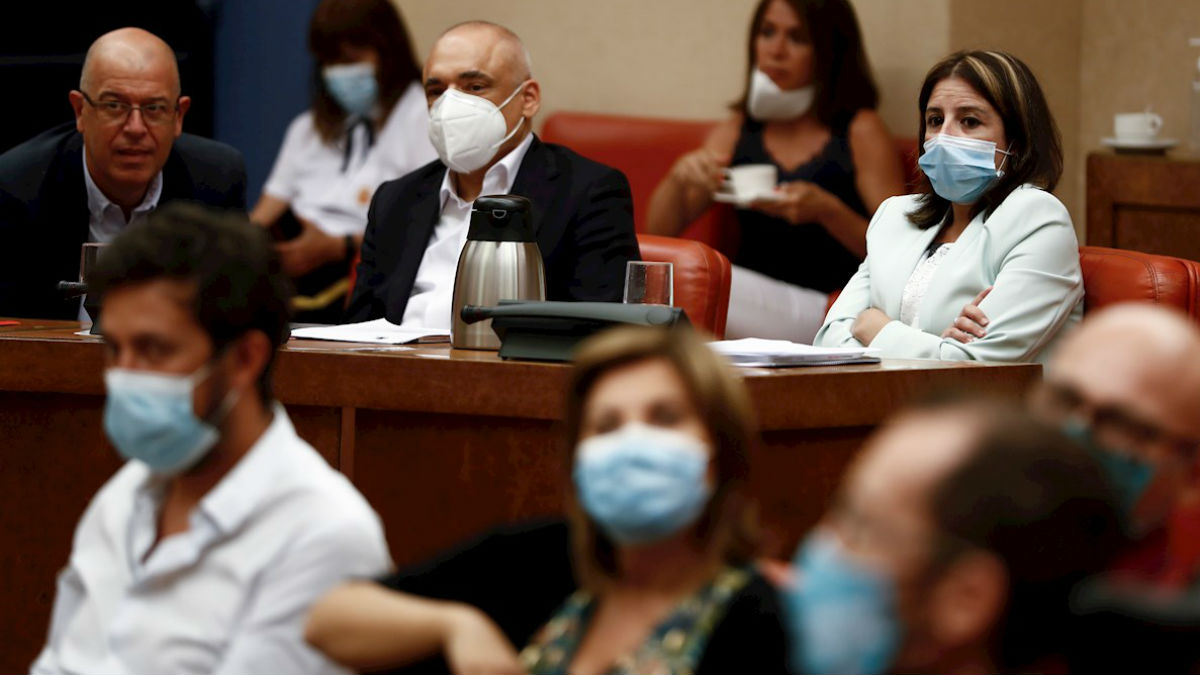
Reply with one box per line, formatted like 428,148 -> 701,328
899,243 -> 953,327
263,80 -> 437,238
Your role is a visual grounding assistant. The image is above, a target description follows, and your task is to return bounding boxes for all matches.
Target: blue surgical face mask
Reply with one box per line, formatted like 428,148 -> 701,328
103,363 -> 239,476
788,530 -> 901,675
322,62 -> 379,116
573,423 -> 713,546
917,133 -> 1012,204
1062,420 -> 1156,520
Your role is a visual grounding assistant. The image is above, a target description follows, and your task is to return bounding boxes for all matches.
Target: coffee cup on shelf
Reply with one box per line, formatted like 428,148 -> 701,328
1113,112 -> 1163,142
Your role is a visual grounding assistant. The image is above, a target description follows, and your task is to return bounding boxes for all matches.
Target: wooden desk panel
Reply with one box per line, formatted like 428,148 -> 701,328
0,320 -> 1041,672
0,391 -> 120,672
354,410 -> 564,567
1086,152 -> 1200,259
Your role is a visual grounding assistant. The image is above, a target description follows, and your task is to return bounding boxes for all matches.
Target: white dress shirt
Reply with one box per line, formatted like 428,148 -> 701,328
80,154 -> 162,322
83,149 -> 163,244
263,81 -> 437,238
399,132 -> 534,329
30,406 -> 392,675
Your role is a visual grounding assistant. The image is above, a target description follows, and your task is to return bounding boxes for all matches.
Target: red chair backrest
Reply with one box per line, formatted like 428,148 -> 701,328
1080,246 -> 1200,318
637,233 -> 732,339
541,112 -> 713,228
540,111 -> 738,251
541,111 -> 918,256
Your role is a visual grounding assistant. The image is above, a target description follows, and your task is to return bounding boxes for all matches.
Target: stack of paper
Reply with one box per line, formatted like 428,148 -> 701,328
708,338 -> 879,367
290,319 -> 450,345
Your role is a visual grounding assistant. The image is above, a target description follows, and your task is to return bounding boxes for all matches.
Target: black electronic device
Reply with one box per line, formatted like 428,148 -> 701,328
460,301 -> 690,362
57,280 -> 102,335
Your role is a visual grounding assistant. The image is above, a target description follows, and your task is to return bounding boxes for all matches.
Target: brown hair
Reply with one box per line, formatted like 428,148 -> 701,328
908,50 -> 1064,229
88,203 -> 293,406
735,0 -> 879,130
909,397 -> 1124,670
563,326 -> 760,591
307,0 -> 421,144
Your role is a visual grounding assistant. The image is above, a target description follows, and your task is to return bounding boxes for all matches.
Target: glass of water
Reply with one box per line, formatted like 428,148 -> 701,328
623,261 -> 673,306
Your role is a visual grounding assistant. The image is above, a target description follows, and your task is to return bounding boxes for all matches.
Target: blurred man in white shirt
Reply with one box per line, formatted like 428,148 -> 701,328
31,203 -> 390,675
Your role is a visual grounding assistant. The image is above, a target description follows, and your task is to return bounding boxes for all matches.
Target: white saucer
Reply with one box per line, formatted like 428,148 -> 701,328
1101,137 -> 1179,151
713,190 -> 784,208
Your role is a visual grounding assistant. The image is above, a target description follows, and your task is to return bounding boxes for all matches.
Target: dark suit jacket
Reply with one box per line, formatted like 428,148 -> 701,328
346,135 -> 640,323
0,122 -> 246,319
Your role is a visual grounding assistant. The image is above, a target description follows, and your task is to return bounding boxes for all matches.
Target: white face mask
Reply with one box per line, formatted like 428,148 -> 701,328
747,68 -> 815,121
427,81 -> 528,174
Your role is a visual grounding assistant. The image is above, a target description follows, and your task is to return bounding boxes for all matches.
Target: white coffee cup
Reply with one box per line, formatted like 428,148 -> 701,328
1114,112 -> 1163,142
720,164 -> 777,198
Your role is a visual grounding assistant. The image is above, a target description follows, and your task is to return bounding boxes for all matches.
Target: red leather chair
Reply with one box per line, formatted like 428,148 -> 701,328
541,111 -> 739,252
541,110 -> 920,256
1080,246 -> 1200,319
637,233 -> 732,339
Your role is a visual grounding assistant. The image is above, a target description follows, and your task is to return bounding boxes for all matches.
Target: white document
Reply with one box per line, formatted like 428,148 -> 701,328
290,319 -> 450,345
708,338 -> 879,367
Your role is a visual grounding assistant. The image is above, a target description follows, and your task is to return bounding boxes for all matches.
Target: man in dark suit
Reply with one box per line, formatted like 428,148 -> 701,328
0,27 -> 245,321
346,21 -> 638,326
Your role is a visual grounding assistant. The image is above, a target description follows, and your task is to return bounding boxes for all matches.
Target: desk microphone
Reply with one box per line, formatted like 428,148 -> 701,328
57,281 -> 88,297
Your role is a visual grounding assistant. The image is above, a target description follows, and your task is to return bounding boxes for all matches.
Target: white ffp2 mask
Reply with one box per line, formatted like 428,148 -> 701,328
427,82 -> 528,174
747,68 -> 815,121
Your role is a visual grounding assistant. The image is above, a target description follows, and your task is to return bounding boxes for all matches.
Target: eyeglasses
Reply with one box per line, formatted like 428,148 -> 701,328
79,91 -> 179,126
1036,381 -> 1200,462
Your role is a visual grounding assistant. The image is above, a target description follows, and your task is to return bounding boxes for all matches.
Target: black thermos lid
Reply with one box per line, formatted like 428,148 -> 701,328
467,194 -> 536,242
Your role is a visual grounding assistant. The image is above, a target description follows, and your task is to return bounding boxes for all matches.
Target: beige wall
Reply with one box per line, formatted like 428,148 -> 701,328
855,0 -> 950,138
948,0 -> 1085,229
394,1 -> 1200,240
394,0 -> 948,137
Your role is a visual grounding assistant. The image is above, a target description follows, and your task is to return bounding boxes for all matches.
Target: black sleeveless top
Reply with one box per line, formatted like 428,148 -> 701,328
730,117 -> 866,293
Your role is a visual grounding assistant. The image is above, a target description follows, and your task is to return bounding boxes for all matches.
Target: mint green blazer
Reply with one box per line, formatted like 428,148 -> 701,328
815,185 -> 1083,363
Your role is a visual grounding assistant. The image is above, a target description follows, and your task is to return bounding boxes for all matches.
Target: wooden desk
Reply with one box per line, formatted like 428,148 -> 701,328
1086,151 -> 1200,259
0,320 -> 1041,672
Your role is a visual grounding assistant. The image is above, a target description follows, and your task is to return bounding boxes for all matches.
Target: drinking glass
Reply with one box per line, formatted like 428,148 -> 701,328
623,261 -> 673,306
80,242 -> 107,284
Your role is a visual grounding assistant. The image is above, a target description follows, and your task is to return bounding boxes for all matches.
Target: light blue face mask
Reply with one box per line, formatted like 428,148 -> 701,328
1062,420 -> 1156,520
787,530 -> 902,675
322,62 -> 379,116
573,423 -> 713,546
917,133 -> 1012,204
103,363 -> 238,476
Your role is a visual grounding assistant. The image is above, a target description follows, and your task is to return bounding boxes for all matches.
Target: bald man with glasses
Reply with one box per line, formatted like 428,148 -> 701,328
0,27 -> 246,321
1033,303 -> 1200,584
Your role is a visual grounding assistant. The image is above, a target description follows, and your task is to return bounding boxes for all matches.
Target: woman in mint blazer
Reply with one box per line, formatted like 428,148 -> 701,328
815,51 -> 1081,363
